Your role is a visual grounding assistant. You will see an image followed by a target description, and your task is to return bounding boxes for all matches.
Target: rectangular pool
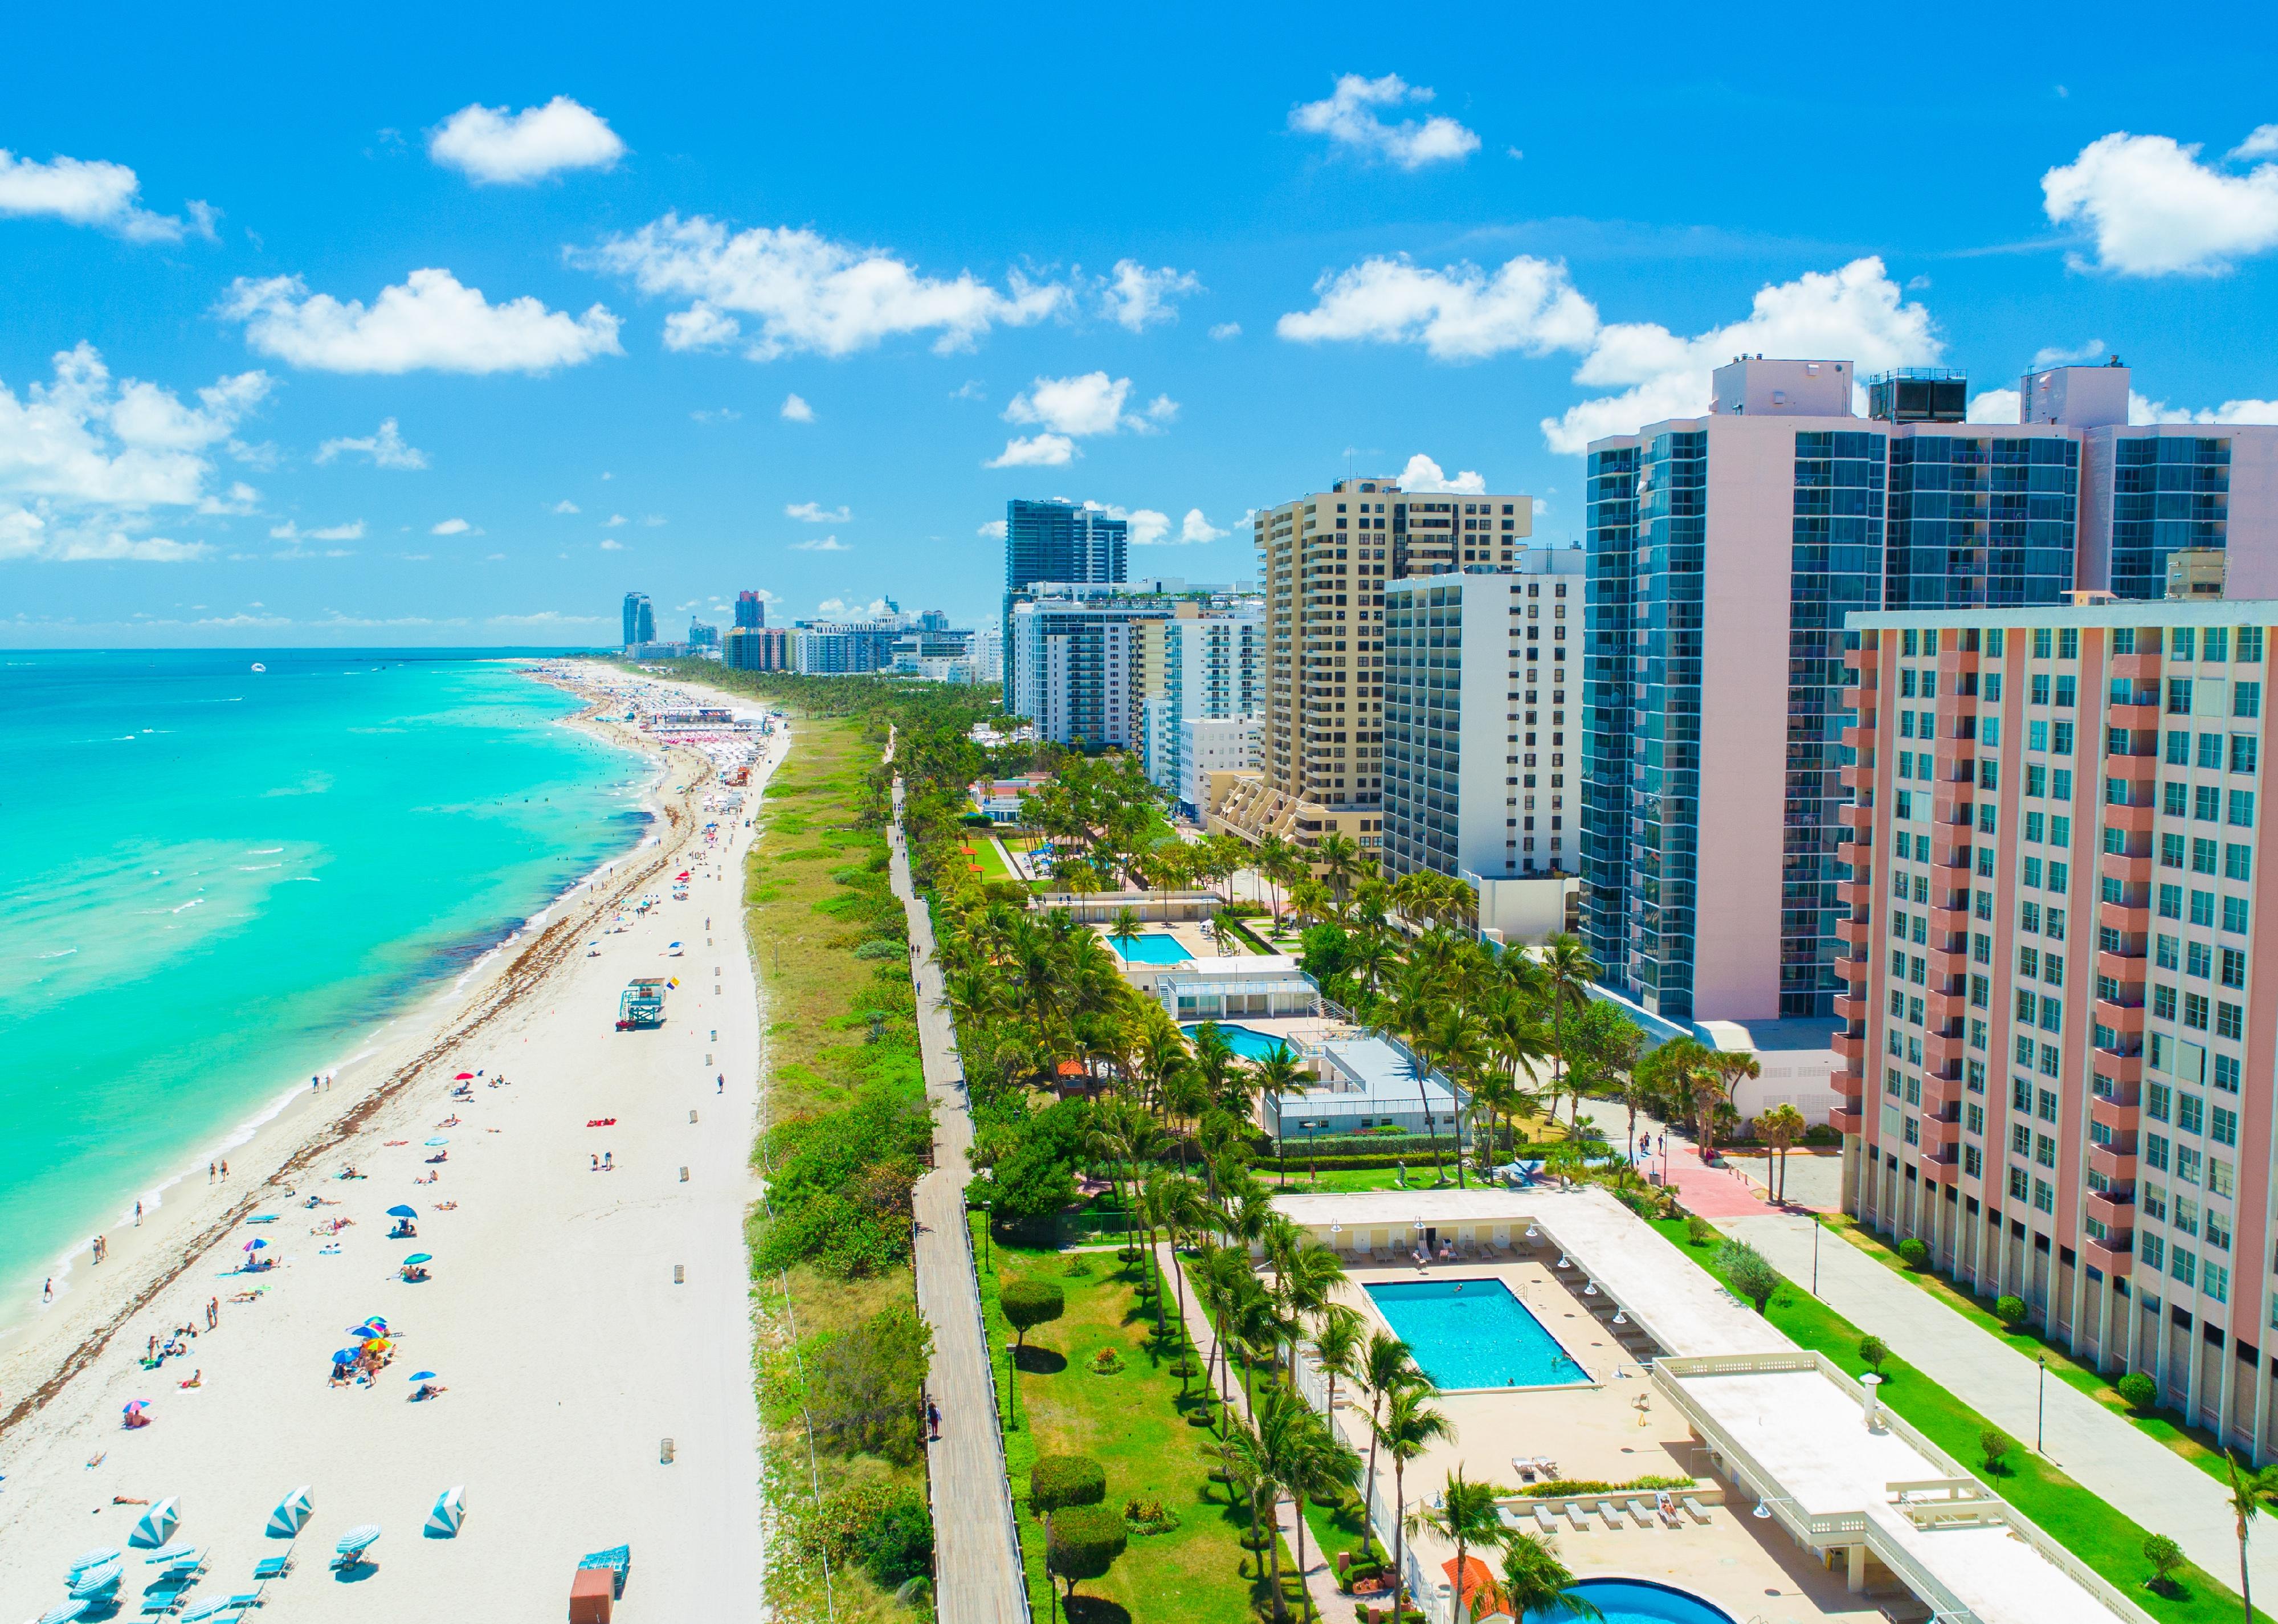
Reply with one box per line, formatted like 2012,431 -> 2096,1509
1109,933 -> 1191,965
1364,1278 -> 1590,1390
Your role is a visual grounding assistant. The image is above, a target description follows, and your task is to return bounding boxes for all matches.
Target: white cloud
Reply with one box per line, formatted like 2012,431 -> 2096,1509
2043,130 -> 2278,275
0,342 -> 270,562
817,597 -> 891,619
790,535 -> 849,551
221,268 -> 623,373
489,610 -> 605,627
0,149 -> 214,243
2028,338 -> 2106,370
2235,125 -> 2278,161
1120,508 -> 1171,545
431,517 -> 473,535
986,432 -> 1075,468
978,519 -> 1008,540
1397,454 -> 1486,495
1209,323 -> 1241,341
598,537 -> 623,550
663,302 -> 740,352
950,380 -> 987,401
786,501 -> 850,523
1101,261 -> 1200,330
1289,74 -> 1480,169
640,514 -> 665,527
1007,372 -> 1130,436
1539,257 -> 1940,454
780,393 -> 814,422
1278,253 -> 1598,361
429,97 -> 625,185
579,213 -> 1069,359
1967,389 -> 2022,425
689,407 -> 741,423
314,417 -> 428,469
604,513 -> 627,527
1179,508 -> 1227,544
269,519 -> 365,542
2129,392 -> 2278,425
549,499 -> 581,514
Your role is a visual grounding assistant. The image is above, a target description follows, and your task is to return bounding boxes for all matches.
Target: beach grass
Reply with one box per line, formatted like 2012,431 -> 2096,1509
975,1220 -> 1279,1623
745,713 -> 930,1622
1651,1214 -> 2272,1624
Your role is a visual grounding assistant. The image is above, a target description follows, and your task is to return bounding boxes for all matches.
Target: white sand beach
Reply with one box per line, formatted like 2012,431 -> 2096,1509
0,667 -> 780,1623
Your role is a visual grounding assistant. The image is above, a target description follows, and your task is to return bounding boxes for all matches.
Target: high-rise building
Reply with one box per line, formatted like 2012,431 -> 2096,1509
1136,606 -> 1265,795
724,626 -> 790,671
793,623 -> 896,674
969,623 -> 1004,687
688,619 -> 720,651
1176,716 -> 1262,822
1008,595 -> 1167,747
1583,356 -> 2278,1026
1214,474 -> 1533,859
1380,550 -> 1588,935
621,591 -> 655,648
734,591 -> 765,630
1003,499 -> 1128,706
920,609 -> 951,633
1833,601 -> 2275,1450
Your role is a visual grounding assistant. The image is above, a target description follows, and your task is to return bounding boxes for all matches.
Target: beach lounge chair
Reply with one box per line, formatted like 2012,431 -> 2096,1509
1652,1494 -> 1683,1528
1624,1498 -> 1655,1528
1533,1504 -> 1561,1534
1510,1457 -> 1537,1483
576,1545 -> 632,1599
1682,1496 -> 1713,1525
251,1556 -> 290,1581
1562,1501 -> 1590,1532
1594,1501 -> 1622,1529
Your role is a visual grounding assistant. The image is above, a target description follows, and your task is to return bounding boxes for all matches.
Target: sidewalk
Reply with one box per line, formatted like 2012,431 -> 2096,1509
892,778 -> 1030,1624
1726,1210 -> 2278,1601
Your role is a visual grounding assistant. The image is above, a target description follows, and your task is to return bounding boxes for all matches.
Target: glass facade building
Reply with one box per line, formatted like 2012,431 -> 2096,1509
2109,436 -> 2232,601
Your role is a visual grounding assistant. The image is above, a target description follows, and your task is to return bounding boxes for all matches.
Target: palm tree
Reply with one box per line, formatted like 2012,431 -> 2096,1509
1417,1005 -> 1485,1187
1703,1050 -> 1761,1166
1226,1389 -> 1306,1622
1408,1467 -> 1510,1624
1286,1403 -> 1362,1610
1272,1242 -> 1348,1377
1755,1102 -> 1808,1203
1376,1385 -> 1454,1623
2226,1451 -> 2278,1624
1106,904 -> 1145,962
1316,832 -> 1362,911
1255,833 -> 1295,923
1252,1044 -> 1307,1182
1311,1303 -> 1365,1419
1498,1533 -> 1603,1621
1356,1332 -> 1419,1560
1539,933 -> 1601,1130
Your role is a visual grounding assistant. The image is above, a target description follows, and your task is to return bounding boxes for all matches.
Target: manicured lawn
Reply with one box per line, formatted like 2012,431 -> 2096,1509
1824,1214 -> 2238,1486
961,832 -> 1015,884
1653,1215 -> 2271,1624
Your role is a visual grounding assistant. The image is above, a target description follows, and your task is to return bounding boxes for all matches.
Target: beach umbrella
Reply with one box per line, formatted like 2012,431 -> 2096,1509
64,1549 -> 119,1577
403,1253 -> 432,1266
330,1348 -> 358,1366
335,1524 -> 382,1558
128,1498 -> 179,1548
452,1072 -> 473,1080
424,1137 -> 449,1146
424,1486 -> 467,1537
386,1205 -> 417,1219
177,1598 -> 233,1624
138,1543 -> 192,1565
408,1370 -> 437,1381
37,1601 -> 91,1624
243,1238 -> 267,1251
68,1562 -> 123,1599
266,1486 -> 314,1537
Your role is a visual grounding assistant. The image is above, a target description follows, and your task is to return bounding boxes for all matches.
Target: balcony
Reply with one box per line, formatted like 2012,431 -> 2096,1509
2096,946 -> 2146,980
2094,998 -> 2146,1036
2110,652 -> 2163,683
1831,1070 -> 1866,1102
2108,703 -> 2160,735
2106,802 -> 2157,835
1839,759 -> 1877,791
1836,915 -> 1872,950
2083,1235 -> 2135,1278
2089,1095 -> 2142,1135
2085,1188 -> 2136,1227
2092,1048 -> 2145,1086
2088,1142 -> 2138,1181
1836,879 -> 1872,911
1934,798 -> 1975,827
1928,903 -> 1971,937
1937,646 -> 1981,680
1924,1030 -> 1969,1072
1925,988 -> 1969,1026
1829,1104 -> 1865,1136
1832,1030 -> 1865,1064
1835,955 -> 1869,987
2100,850 -> 2152,885
2098,898 -> 2152,935
1840,723 -> 1873,753
1838,803 -> 1874,833
1927,946 -> 1969,980
1833,992 -> 1868,1024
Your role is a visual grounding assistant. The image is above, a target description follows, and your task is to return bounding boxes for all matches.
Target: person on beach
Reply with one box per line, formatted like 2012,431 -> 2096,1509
717,1074 -> 724,1094
134,1200 -> 142,1226
206,1297 -> 218,1330
43,1277 -> 52,1303
220,1160 -> 228,1180
209,1161 -> 216,1182
590,1154 -> 599,1172
603,1151 -> 614,1172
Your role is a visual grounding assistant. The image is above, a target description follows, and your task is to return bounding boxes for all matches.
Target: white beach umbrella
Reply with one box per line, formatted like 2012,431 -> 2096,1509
423,1485 -> 467,1537
68,1562 -> 123,1599
266,1485 -> 315,1537
129,1498 -> 180,1549
336,1523 -> 382,1557
64,1549 -> 118,1577
38,1601 -> 91,1624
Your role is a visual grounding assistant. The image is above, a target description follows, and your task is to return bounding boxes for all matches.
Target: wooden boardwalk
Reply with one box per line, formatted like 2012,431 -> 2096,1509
891,781 -> 1029,1624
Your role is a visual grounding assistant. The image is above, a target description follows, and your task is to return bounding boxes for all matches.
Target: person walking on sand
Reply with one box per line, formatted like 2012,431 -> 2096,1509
208,1161 -> 215,1183
43,1277 -> 52,1303
220,1160 -> 228,1180
206,1297 -> 218,1330
134,1200 -> 142,1226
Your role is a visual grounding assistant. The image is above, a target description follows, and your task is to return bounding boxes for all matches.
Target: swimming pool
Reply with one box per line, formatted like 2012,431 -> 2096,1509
1530,1578 -> 1738,1623
1108,932 -> 1191,964
1363,1278 -> 1589,1390
1182,1022 -> 1296,1060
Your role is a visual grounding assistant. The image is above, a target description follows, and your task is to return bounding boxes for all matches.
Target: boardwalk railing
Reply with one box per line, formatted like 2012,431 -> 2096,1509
960,1206 -> 1034,1624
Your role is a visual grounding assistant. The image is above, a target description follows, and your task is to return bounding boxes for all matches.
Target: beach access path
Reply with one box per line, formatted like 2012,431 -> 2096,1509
0,671 -> 773,1623
890,772 -> 1030,1624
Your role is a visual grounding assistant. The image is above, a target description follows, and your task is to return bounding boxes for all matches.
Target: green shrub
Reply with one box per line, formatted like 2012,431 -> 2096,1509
807,1303 -> 934,1464
1045,1504 -> 1128,1598
853,1489 -> 934,1588
1684,1214 -> 1714,1247
1896,1237 -> 1928,1268
853,937 -> 906,960
1980,1427 -> 2014,1472
1001,1277 -> 1065,1349
1030,1454 -> 1106,1515
1995,1295 -> 2028,1329
1859,1335 -> 1889,1376
2117,1371 -> 2158,1411
1715,1237 -> 1782,1312
2144,1532 -> 2185,1596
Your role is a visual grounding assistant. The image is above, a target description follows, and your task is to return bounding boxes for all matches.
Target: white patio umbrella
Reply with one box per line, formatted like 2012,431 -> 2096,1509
424,1485 -> 467,1537
336,1524 -> 382,1558
129,1498 -> 180,1549
266,1485 -> 315,1537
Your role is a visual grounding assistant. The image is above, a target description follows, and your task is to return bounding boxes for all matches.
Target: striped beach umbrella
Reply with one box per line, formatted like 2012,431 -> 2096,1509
424,1485 -> 467,1537
37,1601 -> 91,1624
64,1549 -> 118,1577
129,1499 -> 179,1549
68,1561 -> 123,1599
266,1486 -> 315,1537
137,1543 -> 192,1565
336,1524 -> 382,1557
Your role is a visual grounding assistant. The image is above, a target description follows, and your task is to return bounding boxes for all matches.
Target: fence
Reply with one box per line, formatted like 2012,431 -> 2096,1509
1289,1345 -> 1452,1624
959,1206 -> 1035,1624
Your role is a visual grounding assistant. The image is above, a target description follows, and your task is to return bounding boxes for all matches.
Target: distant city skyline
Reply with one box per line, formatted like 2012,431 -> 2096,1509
5,7 -> 2278,644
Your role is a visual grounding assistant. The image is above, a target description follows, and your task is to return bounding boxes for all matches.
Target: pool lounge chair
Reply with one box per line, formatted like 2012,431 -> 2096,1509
1562,1501 -> 1590,1532
1594,1501 -> 1622,1529
1509,1457 -> 1537,1483
1532,1504 -> 1560,1534
1681,1496 -> 1713,1524
1624,1498 -> 1656,1528
1651,1495 -> 1683,1528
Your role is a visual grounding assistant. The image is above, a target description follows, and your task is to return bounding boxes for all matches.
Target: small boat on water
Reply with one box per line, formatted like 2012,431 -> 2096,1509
250,662 -> 267,673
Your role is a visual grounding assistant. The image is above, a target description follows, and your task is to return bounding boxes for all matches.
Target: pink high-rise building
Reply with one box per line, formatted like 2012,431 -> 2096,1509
1836,601 -> 2277,1453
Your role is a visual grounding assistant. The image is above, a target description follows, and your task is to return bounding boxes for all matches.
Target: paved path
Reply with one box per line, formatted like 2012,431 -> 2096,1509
892,776 -> 1029,1624
1726,1210 -> 2277,1599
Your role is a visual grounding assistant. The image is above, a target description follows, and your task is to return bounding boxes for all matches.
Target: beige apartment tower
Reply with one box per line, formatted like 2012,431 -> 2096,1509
1215,474 -> 1532,855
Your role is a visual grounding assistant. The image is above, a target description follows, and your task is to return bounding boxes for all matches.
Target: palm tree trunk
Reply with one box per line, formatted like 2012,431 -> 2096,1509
2238,1517 -> 2251,1624
1362,1407 -> 1381,1559
1391,1462 -> 1407,1621
1293,1488 -> 1312,1619
1266,1491 -> 1288,1622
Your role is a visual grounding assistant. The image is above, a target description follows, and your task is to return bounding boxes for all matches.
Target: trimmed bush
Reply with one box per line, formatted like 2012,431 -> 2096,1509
1995,1295 -> 2028,1329
2144,1532 -> 2186,1596
1684,1214 -> 1714,1247
852,1490 -> 934,1589
1716,1237 -> 1782,1313
1980,1427 -> 2014,1472
1001,1276 -> 1065,1349
2117,1371 -> 2158,1411
1031,1454 -> 1107,1515
1859,1335 -> 1890,1376
1897,1237 -> 1929,1268
1046,1504 -> 1129,1598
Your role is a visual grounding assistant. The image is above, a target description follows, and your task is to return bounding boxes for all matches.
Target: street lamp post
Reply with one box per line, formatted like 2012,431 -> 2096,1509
2037,1354 -> 2048,1454
1811,1218 -> 1821,1297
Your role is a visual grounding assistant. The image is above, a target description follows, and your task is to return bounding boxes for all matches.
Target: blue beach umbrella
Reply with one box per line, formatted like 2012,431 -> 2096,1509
64,1549 -> 118,1577
331,1348 -> 358,1365
408,1370 -> 436,1381
266,1486 -> 314,1537
137,1543 -> 191,1565
128,1497 -> 179,1548
424,1485 -> 467,1537
386,1205 -> 417,1219
68,1562 -> 123,1600
423,1138 -> 448,1146
242,1238 -> 267,1251
336,1524 -> 382,1557
38,1602 -> 91,1624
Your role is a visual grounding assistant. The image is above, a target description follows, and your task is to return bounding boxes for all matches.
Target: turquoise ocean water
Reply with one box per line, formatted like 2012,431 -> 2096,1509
0,650 -> 646,1324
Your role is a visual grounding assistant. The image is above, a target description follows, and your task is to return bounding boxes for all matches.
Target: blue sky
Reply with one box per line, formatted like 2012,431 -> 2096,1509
5,2 -> 2277,645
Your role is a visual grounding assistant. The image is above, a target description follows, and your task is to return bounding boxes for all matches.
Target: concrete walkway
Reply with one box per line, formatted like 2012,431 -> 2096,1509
892,777 -> 1030,1624
1726,1210 -> 2276,1601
